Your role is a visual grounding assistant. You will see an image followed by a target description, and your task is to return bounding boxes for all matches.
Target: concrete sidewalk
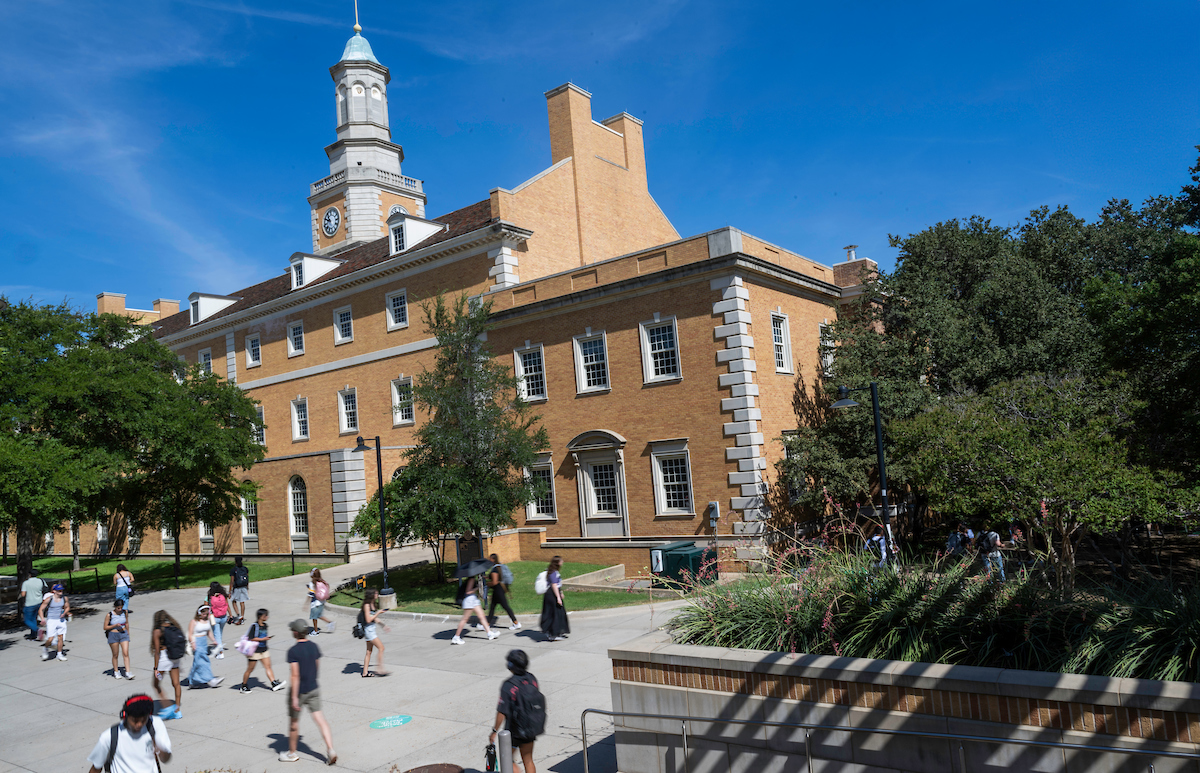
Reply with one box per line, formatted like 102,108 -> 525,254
0,554 -> 685,773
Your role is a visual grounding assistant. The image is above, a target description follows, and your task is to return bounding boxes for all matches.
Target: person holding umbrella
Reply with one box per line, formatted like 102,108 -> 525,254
451,558 -> 501,645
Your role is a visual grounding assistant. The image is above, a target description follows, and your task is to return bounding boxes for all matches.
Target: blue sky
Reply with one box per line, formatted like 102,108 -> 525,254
2,0 -> 1197,312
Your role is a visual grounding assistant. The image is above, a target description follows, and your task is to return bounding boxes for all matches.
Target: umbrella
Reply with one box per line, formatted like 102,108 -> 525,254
454,558 -> 494,578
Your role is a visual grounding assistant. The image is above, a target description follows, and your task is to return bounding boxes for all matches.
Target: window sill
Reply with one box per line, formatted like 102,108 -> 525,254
775,369 -> 794,375
288,350 -> 305,359
525,516 -> 557,523
386,323 -> 410,333
339,429 -> 358,436
643,376 -> 683,386
654,512 -> 697,519
246,362 -> 261,369
523,396 -> 548,404
584,514 -> 623,520
292,437 -> 309,443
335,338 -> 353,346
575,388 -> 611,397
392,420 -> 415,428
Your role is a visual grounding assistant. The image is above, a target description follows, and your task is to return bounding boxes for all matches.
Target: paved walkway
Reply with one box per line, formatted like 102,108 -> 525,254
0,552 -> 685,773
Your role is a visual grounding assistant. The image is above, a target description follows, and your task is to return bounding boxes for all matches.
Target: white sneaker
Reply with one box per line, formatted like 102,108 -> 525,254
450,636 -> 463,645
487,630 -> 500,640
113,671 -> 122,679
209,677 -> 225,688
326,621 -> 336,633
271,680 -> 287,692
278,751 -> 300,762
57,652 -> 67,662
216,652 -> 224,659
509,622 -> 522,630
41,651 -> 52,661
124,671 -> 136,680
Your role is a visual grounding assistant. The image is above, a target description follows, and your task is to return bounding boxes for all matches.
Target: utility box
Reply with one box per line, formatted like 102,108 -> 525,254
674,546 -> 718,585
650,540 -> 696,587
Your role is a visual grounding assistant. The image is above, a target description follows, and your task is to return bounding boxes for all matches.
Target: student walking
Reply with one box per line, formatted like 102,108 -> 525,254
207,582 -> 230,658
229,557 -> 250,624
486,554 -> 520,631
151,610 -> 187,720
538,557 -> 569,642
452,574 -> 500,645
240,608 -> 285,693
86,694 -> 172,773
306,569 -> 335,635
113,564 -> 135,612
38,583 -> 71,661
105,598 -> 136,680
489,649 -> 546,773
977,528 -> 1007,582
359,589 -> 390,675
18,568 -> 45,639
187,605 -> 224,689
279,619 -> 337,765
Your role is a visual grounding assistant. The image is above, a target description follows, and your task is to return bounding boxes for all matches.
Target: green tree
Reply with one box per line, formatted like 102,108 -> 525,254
353,294 -> 548,580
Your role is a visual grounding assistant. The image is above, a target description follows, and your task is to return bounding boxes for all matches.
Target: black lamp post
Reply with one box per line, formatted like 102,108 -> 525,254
353,435 -> 392,596
831,382 -> 895,560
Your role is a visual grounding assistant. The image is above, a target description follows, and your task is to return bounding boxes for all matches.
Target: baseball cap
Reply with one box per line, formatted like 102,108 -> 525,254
288,619 -> 313,635
52,583 -> 64,591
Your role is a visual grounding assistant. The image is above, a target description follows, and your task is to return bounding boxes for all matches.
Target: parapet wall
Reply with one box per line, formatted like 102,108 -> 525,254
609,630 -> 1200,773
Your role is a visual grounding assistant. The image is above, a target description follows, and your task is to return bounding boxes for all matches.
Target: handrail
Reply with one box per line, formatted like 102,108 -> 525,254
580,707 -> 1197,773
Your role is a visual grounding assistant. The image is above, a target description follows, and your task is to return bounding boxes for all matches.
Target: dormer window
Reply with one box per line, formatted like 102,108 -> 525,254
188,293 -> 240,326
288,252 -> 346,291
386,212 -> 448,256
190,301 -> 200,325
391,224 -> 405,253
293,263 -> 304,288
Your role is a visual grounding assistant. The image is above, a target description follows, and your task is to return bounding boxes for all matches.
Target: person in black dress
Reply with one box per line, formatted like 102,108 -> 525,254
538,556 -> 569,642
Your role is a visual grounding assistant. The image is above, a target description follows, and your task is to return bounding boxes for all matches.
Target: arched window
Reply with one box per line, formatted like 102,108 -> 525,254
289,476 -> 308,535
392,466 -> 406,481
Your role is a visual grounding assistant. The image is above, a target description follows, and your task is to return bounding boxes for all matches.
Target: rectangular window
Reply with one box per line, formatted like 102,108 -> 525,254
200,520 -> 213,538
772,313 -> 793,373
334,306 -> 353,344
253,406 -> 265,445
246,334 -> 261,367
531,468 -> 556,518
339,388 -> 358,433
651,441 -> 694,515
293,263 -> 304,288
819,323 -> 835,378
590,463 -> 619,514
639,317 -> 681,383
242,498 -> 258,536
391,377 -> 414,425
190,300 -> 200,325
391,224 -> 405,253
288,321 -> 305,357
291,486 -> 308,535
199,349 -> 213,374
514,345 -> 547,401
291,399 -> 309,440
573,331 -> 609,393
386,289 -> 408,331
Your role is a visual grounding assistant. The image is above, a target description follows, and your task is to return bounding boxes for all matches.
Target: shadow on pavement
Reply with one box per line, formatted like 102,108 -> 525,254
548,732 -> 616,773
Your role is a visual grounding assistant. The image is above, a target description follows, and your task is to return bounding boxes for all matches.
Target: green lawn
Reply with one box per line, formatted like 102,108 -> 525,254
329,560 -> 652,614
0,556 -> 334,593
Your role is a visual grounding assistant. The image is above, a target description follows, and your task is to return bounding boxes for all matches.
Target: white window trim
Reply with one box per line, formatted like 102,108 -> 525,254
650,440 -> 695,516
292,263 -> 304,290
638,315 -> 682,384
198,348 -> 213,375
391,223 -> 406,254
291,398 -> 309,441
572,329 -> 610,395
819,321 -> 835,378
525,453 -> 557,521
254,405 -> 266,446
514,342 -> 548,402
333,305 -> 354,345
245,334 -> 262,369
338,387 -> 359,434
189,300 -> 200,325
287,321 -> 305,358
772,312 -> 794,374
289,477 -> 309,536
200,520 -> 214,538
385,289 -> 409,332
241,496 -> 259,537
571,448 -> 629,529
391,377 -> 415,426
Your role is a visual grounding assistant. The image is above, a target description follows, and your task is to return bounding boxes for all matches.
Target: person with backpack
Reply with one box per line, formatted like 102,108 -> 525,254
279,619 -> 337,764
976,527 -> 1007,582
358,589 -> 391,675
19,568 -> 46,639
306,569 -> 335,635
105,598 -> 135,680
207,582 -> 229,659
486,553 -> 520,631
38,582 -> 71,661
239,608 -> 285,693
490,649 -> 545,773
150,610 -> 187,720
451,574 -> 500,645
538,556 -> 569,642
86,694 -> 171,773
113,564 -> 136,613
229,557 -> 250,625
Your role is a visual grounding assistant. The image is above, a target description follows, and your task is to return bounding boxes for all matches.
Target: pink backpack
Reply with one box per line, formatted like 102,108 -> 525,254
313,581 -> 330,601
210,593 -> 228,617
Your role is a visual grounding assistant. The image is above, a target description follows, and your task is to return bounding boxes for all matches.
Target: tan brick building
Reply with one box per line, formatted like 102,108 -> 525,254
65,28 -> 868,568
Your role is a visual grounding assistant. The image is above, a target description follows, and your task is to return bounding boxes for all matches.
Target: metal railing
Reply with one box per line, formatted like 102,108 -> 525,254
580,708 -> 1198,773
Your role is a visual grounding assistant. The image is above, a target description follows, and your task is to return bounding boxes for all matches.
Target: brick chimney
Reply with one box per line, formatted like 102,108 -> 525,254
833,244 -> 878,288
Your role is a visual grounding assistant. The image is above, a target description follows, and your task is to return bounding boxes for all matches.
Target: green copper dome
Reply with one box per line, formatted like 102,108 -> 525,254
340,32 -> 380,64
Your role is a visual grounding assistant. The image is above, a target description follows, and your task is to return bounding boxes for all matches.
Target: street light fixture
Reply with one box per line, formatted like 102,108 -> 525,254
831,382 -> 896,560
353,435 -> 393,597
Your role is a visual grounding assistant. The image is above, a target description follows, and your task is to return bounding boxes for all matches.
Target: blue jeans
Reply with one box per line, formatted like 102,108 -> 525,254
986,551 -> 1006,582
213,616 -> 227,650
188,643 -> 213,686
116,587 -> 132,613
22,605 -> 38,636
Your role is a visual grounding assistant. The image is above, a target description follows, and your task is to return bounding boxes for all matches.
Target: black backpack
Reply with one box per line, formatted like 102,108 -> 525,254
104,720 -> 162,773
506,674 -> 546,740
232,566 -> 250,588
976,531 -> 998,554
160,625 -> 187,660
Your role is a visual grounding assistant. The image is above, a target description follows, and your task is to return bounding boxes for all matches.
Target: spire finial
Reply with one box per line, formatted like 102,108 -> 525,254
353,0 -> 361,33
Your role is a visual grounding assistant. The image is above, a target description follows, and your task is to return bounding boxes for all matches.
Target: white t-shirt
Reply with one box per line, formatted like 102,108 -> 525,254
86,716 -> 171,773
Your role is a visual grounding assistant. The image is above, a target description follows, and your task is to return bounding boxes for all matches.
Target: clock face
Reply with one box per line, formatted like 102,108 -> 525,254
322,207 -> 340,237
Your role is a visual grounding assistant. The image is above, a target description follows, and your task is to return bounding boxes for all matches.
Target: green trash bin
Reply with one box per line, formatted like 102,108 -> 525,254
674,546 -> 718,585
650,540 -> 695,587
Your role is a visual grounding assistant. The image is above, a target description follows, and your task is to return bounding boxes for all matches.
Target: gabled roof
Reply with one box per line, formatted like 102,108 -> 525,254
154,199 -> 495,339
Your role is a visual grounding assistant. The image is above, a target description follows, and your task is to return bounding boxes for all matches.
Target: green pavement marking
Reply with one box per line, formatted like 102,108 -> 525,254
370,715 -> 413,729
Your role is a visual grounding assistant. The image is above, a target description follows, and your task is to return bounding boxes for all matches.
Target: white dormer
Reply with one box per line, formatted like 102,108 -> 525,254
387,211 -> 448,256
289,252 -> 347,290
188,293 -> 241,325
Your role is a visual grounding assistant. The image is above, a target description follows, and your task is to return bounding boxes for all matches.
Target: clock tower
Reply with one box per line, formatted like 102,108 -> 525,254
308,23 -> 426,255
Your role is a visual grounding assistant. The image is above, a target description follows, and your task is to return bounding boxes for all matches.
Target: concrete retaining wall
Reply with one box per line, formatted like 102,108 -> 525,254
609,630 -> 1200,773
